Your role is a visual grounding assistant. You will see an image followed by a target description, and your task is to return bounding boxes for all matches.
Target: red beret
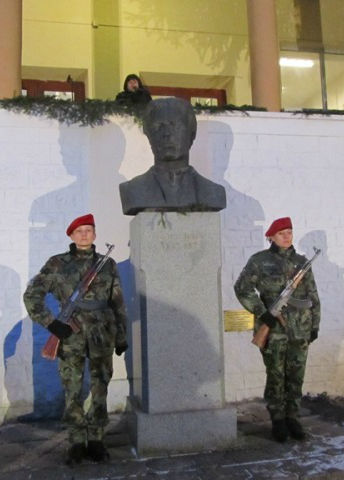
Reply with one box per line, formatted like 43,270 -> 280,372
66,214 -> 95,236
265,217 -> 292,237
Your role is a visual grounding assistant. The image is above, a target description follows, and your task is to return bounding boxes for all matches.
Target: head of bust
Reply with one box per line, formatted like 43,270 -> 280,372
142,97 -> 197,164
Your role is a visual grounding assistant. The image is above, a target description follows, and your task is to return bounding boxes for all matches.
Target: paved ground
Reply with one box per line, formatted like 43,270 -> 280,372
1,396 -> 344,480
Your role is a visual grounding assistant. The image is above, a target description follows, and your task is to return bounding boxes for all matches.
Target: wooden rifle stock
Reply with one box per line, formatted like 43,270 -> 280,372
41,318 -> 80,360
41,334 -> 60,360
252,314 -> 286,349
251,324 -> 270,349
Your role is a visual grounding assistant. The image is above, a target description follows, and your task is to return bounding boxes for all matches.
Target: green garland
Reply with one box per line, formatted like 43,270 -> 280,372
292,108 -> 344,117
0,96 -> 267,127
0,96 -> 143,127
3,96 -> 342,127
194,103 -> 266,115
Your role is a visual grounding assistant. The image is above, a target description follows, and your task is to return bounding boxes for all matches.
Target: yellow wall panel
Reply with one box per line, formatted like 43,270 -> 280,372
320,0 -> 344,48
120,0 -> 247,35
23,22 -> 92,68
93,0 -> 120,25
93,26 -> 120,99
276,0 -> 298,44
23,0 -> 92,24
118,30 -> 246,75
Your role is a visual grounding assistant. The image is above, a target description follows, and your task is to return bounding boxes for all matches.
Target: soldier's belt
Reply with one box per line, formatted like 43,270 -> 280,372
288,297 -> 312,309
75,299 -> 109,311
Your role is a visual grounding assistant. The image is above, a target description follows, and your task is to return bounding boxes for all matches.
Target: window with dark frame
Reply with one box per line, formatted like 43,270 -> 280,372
147,86 -> 227,107
22,79 -> 85,102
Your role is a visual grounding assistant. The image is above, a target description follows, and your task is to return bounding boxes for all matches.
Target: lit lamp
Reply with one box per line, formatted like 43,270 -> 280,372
279,58 -> 314,68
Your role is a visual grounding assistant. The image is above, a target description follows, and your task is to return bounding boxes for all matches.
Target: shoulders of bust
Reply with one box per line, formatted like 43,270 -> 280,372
192,171 -> 226,206
120,168 -> 155,190
192,169 -> 224,190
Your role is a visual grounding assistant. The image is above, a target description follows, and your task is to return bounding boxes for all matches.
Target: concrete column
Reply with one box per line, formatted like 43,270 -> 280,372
246,0 -> 281,111
0,0 -> 22,98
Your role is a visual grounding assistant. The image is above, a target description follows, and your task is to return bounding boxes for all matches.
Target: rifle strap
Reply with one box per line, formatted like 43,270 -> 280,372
288,297 -> 312,309
75,299 -> 109,311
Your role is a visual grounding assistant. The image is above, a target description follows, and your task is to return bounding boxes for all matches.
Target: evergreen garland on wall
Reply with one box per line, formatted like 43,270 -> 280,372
1,96 -> 342,127
0,96 -> 267,127
0,97 -> 138,127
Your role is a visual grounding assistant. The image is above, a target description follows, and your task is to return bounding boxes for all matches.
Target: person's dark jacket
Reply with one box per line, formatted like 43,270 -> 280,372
115,74 -> 152,106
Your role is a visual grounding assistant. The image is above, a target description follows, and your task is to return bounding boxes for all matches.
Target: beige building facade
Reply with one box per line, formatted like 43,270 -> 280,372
1,1 -> 344,110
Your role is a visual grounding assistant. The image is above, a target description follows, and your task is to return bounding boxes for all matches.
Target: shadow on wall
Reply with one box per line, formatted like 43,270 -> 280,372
190,119 -> 265,310
2,266 -> 25,421
23,125 -> 91,419
88,122 -> 133,399
299,230 -> 344,329
299,230 -> 344,389
8,122 -> 133,420
88,122 -> 128,257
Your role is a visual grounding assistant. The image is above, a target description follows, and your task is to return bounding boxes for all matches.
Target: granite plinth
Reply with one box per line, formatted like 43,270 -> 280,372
127,397 -> 236,456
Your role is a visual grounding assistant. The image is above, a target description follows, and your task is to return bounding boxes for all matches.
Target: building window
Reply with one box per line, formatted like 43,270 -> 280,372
280,51 -> 322,110
281,50 -> 344,110
21,79 -> 85,102
147,86 -> 227,106
325,53 -> 344,110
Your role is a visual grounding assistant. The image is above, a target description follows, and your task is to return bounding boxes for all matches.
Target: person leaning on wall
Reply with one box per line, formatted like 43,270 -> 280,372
23,214 -> 128,465
115,73 -> 152,107
234,217 -> 320,443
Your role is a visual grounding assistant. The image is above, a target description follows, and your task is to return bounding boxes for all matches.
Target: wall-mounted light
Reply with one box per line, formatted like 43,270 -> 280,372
279,58 -> 314,68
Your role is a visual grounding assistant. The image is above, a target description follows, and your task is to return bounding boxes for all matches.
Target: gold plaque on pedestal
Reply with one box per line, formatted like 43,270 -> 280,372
224,310 -> 254,332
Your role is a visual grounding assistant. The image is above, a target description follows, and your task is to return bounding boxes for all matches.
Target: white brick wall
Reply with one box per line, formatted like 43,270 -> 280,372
1,109 -> 344,420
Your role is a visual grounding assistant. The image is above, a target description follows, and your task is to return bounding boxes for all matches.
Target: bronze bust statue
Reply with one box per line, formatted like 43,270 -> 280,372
119,97 -> 226,215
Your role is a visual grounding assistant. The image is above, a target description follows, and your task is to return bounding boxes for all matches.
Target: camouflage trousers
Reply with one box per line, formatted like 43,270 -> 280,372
58,353 -> 113,445
261,336 -> 309,421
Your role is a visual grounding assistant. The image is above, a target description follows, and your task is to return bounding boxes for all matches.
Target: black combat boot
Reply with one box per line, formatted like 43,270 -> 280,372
87,440 -> 110,462
286,417 -> 306,440
271,419 -> 289,442
66,443 -> 87,465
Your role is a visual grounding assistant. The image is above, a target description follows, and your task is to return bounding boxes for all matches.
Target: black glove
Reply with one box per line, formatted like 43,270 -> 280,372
115,344 -> 128,356
47,319 -> 73,340
309,329 -> 318,343
260,311 -> 277,328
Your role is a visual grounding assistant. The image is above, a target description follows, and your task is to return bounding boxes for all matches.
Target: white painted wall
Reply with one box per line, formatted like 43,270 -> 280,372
1,109 -> 343,421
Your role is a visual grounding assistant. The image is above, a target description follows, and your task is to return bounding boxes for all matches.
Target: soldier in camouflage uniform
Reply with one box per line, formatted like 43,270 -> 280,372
24,214 -> 128,464
234,217 -> 320,442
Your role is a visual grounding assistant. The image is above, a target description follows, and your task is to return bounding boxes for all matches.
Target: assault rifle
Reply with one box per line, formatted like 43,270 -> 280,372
252,247 -> 321,349
41,243 -> 115,360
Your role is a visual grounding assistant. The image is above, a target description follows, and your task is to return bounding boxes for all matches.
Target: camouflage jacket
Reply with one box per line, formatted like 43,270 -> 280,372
234,242 -> 320,340
23,243 -> 127,356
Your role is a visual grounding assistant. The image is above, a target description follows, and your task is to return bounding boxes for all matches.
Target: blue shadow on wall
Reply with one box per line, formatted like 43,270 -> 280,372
9,294 -> 65,421
13,262 -> 133,421
4,322 -> 22,360
6,122 -> 129,420
32,294 -> 65,418
117,259 -> 134,395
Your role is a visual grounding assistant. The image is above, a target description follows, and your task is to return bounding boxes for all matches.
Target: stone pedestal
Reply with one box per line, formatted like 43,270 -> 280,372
128,212 -> 236,455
